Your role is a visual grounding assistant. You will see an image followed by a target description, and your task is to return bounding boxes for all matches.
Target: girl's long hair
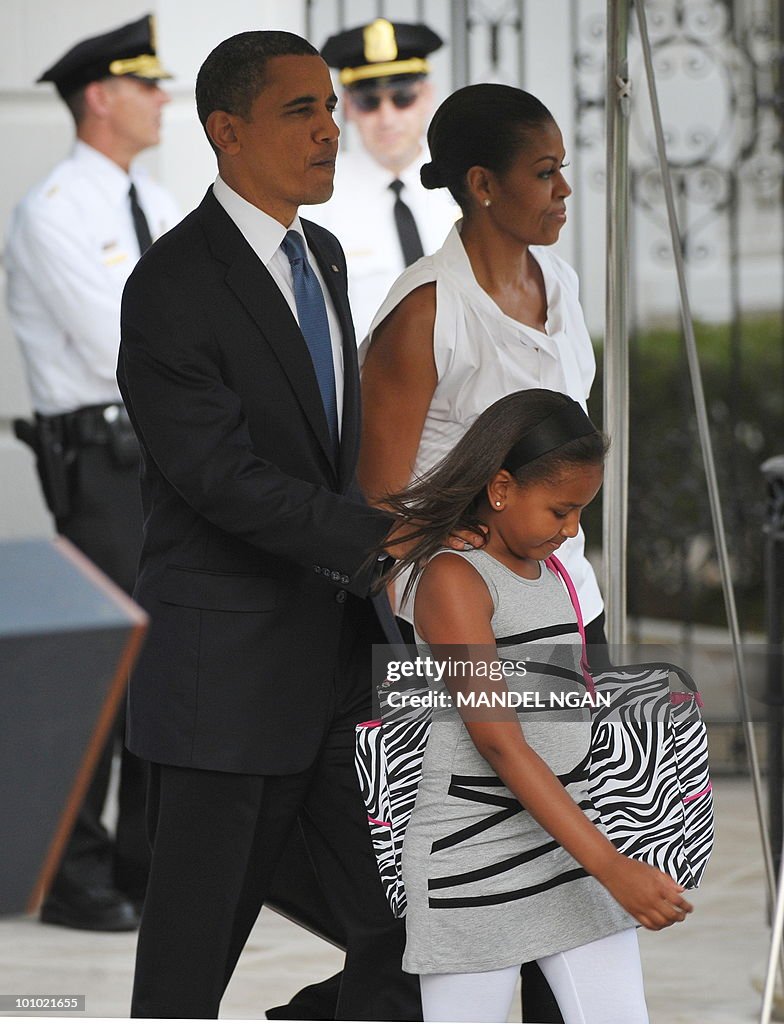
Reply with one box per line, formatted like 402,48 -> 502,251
378,389 -> 608,600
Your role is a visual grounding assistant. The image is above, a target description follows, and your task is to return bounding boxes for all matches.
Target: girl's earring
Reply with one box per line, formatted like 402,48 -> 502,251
483,199 -> 492,208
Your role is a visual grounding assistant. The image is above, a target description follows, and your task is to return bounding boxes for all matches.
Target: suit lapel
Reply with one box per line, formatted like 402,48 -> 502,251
302,221 -> 361,489
198,192 -> 337,475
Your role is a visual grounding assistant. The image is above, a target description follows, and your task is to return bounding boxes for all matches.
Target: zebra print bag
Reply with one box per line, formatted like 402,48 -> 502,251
547,556 -> 714,889
355,687 -> 431,919
588,662 -> 714,888
356,568 -> 713,916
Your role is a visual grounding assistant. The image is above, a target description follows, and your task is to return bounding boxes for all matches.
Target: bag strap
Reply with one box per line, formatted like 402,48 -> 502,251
545,555 -> 596,698
543,560 -> 704,706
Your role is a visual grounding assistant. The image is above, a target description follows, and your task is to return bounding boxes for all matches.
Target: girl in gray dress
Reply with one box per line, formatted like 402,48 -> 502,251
382,389 -> 693,1024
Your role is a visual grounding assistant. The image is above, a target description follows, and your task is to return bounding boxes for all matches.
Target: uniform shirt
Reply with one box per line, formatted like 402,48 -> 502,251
4,140 -> 181,416
306,145 -> 459,343
213,175 -> 344,434
362,221 -> 603,623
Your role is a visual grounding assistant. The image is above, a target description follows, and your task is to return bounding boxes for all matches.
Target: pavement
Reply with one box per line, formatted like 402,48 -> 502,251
0,775 -> 776,1022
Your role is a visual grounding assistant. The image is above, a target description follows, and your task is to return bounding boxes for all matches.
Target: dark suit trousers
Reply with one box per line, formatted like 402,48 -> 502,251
131,612 -> 421,1021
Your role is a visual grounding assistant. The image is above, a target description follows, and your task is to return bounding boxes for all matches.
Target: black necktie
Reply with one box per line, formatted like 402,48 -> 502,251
389,179 -> 424,267
129,183 -> 153,254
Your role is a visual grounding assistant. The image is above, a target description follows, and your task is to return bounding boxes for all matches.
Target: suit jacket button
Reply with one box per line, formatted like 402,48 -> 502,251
313,565 -> 321,573
341,575 -> 350,584
331,570 -> 341,581
322,567 -> 331,577
335,589 -> 347,604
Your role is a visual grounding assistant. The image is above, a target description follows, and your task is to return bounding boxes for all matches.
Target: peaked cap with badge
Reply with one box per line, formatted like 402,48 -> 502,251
37,13 -> 173,99
321,18 -> 443,87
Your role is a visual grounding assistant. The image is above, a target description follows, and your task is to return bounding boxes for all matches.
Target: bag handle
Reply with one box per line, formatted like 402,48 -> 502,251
544,555 -> 701,704
545,555 -> 596,697
610,661 -> 701,697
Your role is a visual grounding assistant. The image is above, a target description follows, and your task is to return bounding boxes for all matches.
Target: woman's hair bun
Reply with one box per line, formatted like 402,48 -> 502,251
420,161 -> 445,190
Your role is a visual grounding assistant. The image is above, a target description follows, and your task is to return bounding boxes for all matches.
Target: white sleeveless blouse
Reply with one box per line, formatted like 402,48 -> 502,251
361,221 -> 603,623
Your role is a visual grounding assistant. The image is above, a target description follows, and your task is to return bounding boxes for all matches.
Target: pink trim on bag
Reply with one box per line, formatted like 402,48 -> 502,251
545,555 -> 597,698
368,816 -> 391,827
671,692 -> 705,708
683,783 -> 713,804
358,720 -> 382,728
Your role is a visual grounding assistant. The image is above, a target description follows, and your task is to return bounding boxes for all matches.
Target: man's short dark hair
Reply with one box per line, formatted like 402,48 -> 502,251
196,31 -> 319,152
63,85 -> 88,125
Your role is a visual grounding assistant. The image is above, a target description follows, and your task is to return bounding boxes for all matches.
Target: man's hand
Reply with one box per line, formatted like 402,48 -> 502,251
383,518 -> 487,561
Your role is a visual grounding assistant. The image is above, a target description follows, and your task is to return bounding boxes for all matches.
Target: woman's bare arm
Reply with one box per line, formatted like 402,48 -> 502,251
359,283 -> 438,504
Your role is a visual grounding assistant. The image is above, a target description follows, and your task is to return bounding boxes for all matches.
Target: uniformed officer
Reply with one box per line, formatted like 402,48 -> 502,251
310,18 -> 459,342
4,14 -> 179,931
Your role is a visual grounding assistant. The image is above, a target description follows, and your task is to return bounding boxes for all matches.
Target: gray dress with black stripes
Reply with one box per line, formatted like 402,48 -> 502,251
402,549 -> 634,975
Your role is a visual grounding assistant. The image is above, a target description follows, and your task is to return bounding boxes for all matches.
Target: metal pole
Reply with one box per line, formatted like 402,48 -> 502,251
633,0 -> 775,901
765,459 -> 784,881
762,854 -> 784,1024
451,0 -> 470,91
603,0 -> 631,647
761,456 -> 784,1024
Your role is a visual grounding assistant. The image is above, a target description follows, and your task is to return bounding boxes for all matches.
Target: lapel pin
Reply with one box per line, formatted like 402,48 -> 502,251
330,264 -> 339,273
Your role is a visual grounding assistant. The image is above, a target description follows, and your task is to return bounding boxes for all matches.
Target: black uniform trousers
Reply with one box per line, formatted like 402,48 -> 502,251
49,441 -> 150,901
131,600 -> 420,1020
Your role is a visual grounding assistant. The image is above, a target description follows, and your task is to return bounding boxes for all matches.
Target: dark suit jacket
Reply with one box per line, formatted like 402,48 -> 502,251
117,188 -> 394,775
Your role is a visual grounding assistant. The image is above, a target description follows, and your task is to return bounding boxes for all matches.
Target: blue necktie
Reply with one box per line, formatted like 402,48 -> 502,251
281,230 -> 339,453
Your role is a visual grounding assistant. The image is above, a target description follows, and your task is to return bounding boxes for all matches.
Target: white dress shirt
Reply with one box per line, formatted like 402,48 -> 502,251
363,222 -> 604,623
4,140 -> 181,415
306,145 -> 460,343
213,176 -> 345,435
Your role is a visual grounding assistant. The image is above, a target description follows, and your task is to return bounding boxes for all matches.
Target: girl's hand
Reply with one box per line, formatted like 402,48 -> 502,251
597,853 -> 694,931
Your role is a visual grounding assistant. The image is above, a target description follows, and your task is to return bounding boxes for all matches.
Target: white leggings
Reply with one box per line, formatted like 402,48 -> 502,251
419,928 -> 648,1024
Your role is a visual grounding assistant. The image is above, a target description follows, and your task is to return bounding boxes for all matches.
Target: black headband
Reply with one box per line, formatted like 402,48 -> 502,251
502,400 -> 597,472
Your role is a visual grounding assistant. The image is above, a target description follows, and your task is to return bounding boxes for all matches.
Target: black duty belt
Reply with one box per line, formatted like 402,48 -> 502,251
44,403 -> 131,447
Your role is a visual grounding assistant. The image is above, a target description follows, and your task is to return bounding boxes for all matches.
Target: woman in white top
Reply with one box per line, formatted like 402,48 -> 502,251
360,83 -> 605,650
359,85 -> 606,1023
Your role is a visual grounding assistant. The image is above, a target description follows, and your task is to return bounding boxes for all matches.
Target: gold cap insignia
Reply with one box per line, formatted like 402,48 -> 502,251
363,19 -> 398,64
109,53 -> 172,79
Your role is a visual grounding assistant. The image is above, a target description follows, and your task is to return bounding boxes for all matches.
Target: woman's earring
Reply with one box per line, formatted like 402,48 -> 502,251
494,500 -> 502,507
483,199 -> 492,208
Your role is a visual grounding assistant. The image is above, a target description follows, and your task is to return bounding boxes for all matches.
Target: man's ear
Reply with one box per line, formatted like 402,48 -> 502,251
205,110 -> 241,156
83,80 -> 112,119
419,78 -> 435,113
342,89 -> 358,125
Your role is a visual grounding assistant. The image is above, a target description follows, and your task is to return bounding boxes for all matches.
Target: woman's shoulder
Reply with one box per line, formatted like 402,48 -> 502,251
368,256 -> 439,331
367,225 -> 466,333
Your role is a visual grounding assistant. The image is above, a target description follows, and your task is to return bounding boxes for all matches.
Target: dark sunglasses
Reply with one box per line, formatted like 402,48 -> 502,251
350,87 -> 420,113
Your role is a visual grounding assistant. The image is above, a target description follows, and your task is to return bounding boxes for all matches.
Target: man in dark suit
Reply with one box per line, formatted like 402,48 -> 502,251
117,30 -> 423,1019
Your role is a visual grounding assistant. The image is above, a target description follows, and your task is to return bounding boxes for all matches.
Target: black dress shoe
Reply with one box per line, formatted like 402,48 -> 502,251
265,973 -> 341,1020
40,886 -> 140,932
